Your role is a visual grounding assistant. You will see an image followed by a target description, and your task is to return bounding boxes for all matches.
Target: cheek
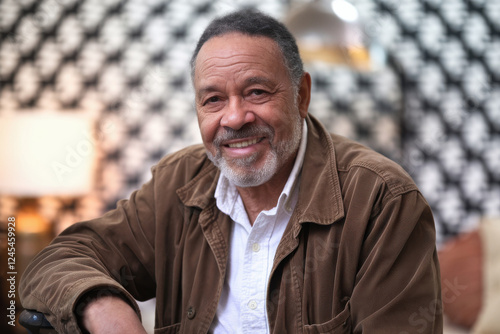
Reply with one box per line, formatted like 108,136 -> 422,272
264,102 -> 300,140
198,113 -> 220,147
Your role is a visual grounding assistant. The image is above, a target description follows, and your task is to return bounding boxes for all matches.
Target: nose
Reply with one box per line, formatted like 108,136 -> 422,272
220,97 -> 255,130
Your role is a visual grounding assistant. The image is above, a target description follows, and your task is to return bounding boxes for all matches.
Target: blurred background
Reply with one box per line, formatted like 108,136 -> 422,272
0,0 -> 499,333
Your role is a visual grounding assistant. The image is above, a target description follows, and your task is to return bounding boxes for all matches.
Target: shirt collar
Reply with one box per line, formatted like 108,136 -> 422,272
215,121 -> 308,219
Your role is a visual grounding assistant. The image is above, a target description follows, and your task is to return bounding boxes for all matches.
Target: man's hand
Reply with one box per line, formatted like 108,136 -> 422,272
81,295 -> 147,334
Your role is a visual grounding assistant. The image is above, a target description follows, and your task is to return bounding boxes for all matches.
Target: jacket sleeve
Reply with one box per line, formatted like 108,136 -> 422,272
19,174 -> 158,333
350,190 -> 443,333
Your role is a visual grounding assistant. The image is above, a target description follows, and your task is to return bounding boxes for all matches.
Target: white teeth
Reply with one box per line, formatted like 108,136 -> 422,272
228,138 -> 259,148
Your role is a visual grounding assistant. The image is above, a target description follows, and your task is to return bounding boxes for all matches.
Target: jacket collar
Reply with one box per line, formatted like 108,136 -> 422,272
177,159 -> 219,209
294,115 -> 345,225
177,115 -> 345,226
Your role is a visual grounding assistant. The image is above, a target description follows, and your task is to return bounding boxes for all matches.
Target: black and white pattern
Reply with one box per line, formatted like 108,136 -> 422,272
0,0 -> 499,244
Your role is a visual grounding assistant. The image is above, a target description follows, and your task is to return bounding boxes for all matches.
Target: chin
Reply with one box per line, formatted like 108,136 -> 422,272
211,153 -> 279,188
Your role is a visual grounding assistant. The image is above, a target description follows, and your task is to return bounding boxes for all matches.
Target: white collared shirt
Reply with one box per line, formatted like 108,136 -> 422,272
210,121 -> 308,333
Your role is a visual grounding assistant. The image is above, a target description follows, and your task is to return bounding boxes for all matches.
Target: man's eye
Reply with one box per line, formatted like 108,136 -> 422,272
251,89 -> 265,95
204,96 -> 220,105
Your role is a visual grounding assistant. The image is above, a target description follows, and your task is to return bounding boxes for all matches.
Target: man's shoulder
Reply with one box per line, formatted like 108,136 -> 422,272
330,134 -> 418,196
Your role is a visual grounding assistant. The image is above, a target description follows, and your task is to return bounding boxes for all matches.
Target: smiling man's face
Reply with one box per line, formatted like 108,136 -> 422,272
194,33 -> 307,187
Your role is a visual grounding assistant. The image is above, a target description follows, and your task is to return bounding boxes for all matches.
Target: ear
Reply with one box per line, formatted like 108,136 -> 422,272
297,72 -> 312,119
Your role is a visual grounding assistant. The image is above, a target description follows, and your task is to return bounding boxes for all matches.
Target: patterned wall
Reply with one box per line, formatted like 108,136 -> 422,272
381,0 -> 500,241
0,0 -> 499,244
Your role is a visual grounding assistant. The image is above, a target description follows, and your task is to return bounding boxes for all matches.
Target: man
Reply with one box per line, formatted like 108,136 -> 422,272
20,9 -> 442,333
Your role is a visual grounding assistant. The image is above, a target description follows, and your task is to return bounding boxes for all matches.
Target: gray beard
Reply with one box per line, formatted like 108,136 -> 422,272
206,113 -> 303,188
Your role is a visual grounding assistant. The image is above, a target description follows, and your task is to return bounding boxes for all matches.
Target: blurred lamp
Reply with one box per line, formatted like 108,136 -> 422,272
0,111 -> 96,235
285,0 -> 385,70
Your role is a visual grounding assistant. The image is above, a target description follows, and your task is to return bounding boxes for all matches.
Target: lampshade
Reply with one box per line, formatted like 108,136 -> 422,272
285,0 -> 385,70
0,111 -> 96,197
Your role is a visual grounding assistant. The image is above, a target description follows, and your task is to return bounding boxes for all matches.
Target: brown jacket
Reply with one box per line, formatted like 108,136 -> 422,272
20,115 -> 442,333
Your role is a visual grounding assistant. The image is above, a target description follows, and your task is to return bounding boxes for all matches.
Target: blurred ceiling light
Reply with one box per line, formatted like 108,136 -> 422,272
285,0 -> 385,71
331,0 -> 359,22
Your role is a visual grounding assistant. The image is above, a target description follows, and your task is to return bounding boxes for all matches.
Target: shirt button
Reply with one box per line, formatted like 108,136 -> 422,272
187,306 -> 196,319
252,243 -> 260,252
248,300 -> 258,310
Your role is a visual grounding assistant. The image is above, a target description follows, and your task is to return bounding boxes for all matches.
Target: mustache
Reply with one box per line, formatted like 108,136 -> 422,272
213,124 -> 274,147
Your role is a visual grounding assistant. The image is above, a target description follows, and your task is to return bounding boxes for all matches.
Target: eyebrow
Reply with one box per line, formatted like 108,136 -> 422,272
196,86 -> 219,99
244,76 -> 273,86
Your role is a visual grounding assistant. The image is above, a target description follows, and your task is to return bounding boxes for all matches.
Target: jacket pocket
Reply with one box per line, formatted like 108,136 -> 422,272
303,301 -> 351,334
154,323 -> 181,334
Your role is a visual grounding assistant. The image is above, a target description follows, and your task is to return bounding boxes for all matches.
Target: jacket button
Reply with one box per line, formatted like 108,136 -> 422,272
187,306 -> 196,319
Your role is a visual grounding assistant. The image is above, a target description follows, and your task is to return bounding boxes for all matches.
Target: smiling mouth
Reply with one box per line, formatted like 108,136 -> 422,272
226,138 -> 261,148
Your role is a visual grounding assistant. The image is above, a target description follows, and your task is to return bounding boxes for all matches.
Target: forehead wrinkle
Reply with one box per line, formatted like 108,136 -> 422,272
196,43 -> 281,73
199,55 -> 273,74
196,59 -> 254,85
201,38 -> 279,61
195,71 -> 232,97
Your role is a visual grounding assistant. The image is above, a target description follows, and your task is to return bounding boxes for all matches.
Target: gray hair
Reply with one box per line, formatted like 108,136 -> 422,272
190,8 -> 304,91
